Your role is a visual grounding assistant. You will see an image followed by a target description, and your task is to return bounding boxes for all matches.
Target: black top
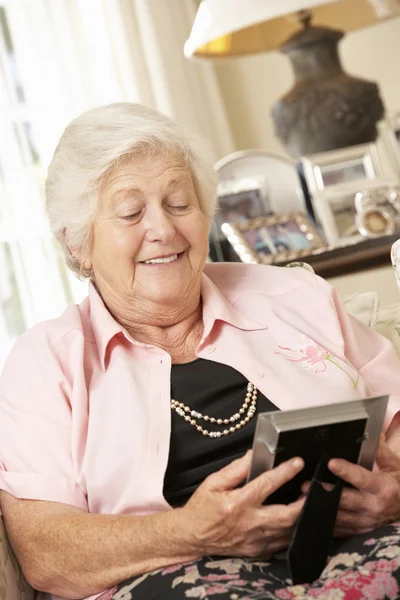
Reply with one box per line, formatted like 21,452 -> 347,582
163,359 -> 278,507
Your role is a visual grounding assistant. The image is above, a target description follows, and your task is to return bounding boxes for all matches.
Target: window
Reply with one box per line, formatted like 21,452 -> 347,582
0,5 -> 87,367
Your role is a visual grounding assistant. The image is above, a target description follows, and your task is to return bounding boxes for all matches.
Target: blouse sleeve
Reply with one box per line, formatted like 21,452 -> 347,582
0,327 -> 88,510
329,285 -> 400,428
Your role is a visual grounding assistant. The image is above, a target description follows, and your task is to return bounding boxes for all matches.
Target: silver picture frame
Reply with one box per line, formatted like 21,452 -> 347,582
315,178 -> 400,246
354,189 -> 397,238
248,395 -> 389,490
221,212 -> 325,265
300,143 -> 390,246
301,143 -> 383,196
215,179 -> 269,231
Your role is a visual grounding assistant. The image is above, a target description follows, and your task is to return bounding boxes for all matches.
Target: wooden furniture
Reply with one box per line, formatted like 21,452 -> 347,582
274,233 -> 398,279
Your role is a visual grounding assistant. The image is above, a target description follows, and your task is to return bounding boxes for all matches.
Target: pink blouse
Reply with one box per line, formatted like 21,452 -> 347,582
1,263 -> 400,600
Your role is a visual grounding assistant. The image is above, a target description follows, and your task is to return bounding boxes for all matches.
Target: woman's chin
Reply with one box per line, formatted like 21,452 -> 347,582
145,290 -> 189,308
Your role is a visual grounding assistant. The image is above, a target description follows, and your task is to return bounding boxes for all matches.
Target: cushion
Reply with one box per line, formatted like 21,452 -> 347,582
343,291 -> 379,329
343,292 -> 400,357
286,260 -> 400,357
375,303 -> 400,357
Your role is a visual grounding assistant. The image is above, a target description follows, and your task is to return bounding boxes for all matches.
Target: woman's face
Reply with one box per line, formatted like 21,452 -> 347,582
88,152 -> 210,313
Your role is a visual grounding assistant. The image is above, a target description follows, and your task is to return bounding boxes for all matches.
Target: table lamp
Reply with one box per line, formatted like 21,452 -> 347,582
185,0 -> 400,158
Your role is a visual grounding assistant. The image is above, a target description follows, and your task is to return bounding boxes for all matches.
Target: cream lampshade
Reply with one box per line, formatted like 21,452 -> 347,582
185,0 -> 400,157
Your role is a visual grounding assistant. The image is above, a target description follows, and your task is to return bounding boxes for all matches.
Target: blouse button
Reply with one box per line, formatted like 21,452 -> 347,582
257,372 -> 265,379
206,346 -> 216,354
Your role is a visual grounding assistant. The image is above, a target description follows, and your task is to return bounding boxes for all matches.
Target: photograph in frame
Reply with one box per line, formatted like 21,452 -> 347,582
221,212 -> 325,265
210,178 -> 271,261
319,160 -> 367,188
216,187 -> 267,229
301,143 -> 383,198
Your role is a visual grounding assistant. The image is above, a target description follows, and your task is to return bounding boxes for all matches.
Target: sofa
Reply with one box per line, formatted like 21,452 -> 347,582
1,240 -> 400,600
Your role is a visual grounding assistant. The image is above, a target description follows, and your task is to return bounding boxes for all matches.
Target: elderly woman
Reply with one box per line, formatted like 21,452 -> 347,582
1,103 -> 400,600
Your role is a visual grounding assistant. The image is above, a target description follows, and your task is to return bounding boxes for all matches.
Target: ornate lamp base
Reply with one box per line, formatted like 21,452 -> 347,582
272,25 -> 384,158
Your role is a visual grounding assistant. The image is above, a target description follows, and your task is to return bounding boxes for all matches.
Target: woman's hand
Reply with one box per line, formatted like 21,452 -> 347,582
180,451 -> 305,559
327,435 -> 400,538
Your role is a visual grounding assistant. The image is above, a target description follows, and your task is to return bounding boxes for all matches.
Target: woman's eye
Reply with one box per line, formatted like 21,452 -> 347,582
170,205 -> 189,211
122,211 -> 141,221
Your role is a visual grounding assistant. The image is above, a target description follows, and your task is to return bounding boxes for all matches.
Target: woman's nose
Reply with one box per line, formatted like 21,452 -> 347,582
143,206 -> 176,243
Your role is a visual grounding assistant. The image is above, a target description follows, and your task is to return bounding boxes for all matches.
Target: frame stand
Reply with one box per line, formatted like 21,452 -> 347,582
288,455 -> 344,584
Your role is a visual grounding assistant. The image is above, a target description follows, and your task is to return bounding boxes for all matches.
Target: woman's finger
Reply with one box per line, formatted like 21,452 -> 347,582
335,506 -> 379,532
328,459 -> 380,494
334,525 -> 371,539
257,496 -> 306,530
206,451 -> 253,492
301,481 -> 334,494
375,439 -> 400,472
237,458 -> 304,506
338,488 -> 366,512
262,535 -> 292,557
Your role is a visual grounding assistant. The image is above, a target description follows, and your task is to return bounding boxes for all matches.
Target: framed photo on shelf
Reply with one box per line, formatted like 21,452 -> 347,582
216,187 -> 267,228
213,177 -> 271,252
299,142 -> 400,246
301,143 -> 383,196
221,212 -> 325,265
314,180 -> 400,246
354,189 -> 398,238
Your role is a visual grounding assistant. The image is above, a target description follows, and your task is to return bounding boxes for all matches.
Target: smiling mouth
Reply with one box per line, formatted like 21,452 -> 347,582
141,252 -> 184,265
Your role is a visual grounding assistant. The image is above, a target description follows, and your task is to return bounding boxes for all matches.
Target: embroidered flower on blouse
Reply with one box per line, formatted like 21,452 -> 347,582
276,342 -> 359,390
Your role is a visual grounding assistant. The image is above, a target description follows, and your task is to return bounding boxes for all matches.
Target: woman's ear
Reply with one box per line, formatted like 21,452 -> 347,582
60,229 -> 92,270
73,251 -> 92,272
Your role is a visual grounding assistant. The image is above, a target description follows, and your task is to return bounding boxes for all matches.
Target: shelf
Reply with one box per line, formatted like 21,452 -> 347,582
275,233 -> 398,278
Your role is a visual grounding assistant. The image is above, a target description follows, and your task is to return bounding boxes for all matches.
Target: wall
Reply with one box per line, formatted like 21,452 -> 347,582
214,17 -> 400,156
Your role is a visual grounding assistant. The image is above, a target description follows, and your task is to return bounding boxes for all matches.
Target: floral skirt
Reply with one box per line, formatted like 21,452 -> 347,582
99,523 -> 400,600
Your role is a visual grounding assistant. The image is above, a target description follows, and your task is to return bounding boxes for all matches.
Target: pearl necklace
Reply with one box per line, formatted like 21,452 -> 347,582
170,382 -> 258,438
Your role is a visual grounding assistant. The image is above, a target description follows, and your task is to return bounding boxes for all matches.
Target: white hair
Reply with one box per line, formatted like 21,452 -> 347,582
45,102 -> 218,277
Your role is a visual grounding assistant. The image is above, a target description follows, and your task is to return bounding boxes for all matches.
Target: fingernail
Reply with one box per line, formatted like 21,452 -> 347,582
293,458 -> 304,469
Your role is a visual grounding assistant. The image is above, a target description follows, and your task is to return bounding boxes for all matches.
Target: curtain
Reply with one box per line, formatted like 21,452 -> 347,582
0,0 -> 234,367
